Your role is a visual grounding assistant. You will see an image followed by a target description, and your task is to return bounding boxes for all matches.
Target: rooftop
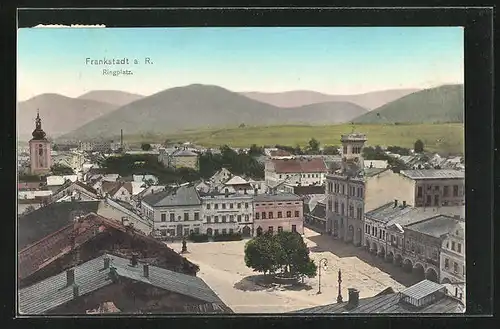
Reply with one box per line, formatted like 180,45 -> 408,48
400,279 -> 446,301
18,254 -> 230,315
253,193 -> 302,202
405,215 -> 463,238
173,149 -> 198,157
224,175 -> 250,186
142,185 -> 201,207
271,158 -> 328,174
400,169 -> 465,180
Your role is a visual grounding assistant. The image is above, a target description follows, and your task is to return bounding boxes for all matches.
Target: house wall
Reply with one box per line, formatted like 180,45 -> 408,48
253,199 -> 303,235
403,229 -> 441,280
173,156 -> 198,170
152,205 -> 203,237
440,228 -> 465,284
201,195 -> 253,235
365,171 -> 415,212
413,178 -> 465,207
111,186 -> 132,203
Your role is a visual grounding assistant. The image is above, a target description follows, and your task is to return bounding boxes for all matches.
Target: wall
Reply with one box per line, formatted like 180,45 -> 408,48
365,170 -> 415,212
201,195 -> 253,235
253,199 -> 303,235
29,140 -> 52,175
440,228 -> 465,283
414,178 -> 465,207
173,156 -> 198,170
153,205 -> 203,237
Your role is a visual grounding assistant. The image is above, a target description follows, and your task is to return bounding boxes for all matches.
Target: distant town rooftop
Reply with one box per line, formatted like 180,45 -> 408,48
253,193 -> 302,202
340,133 -> 367,142
400,169 -> 464,180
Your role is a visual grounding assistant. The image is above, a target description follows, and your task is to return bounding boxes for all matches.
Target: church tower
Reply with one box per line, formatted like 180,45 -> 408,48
29,110 -> 52,175
340,132 -> 367,174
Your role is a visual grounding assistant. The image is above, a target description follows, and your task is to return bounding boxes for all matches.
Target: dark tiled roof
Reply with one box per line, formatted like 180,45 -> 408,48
364,168 -> 388,177
405,215 -> 462,238
272,158 -> 328,174
366,202 -> 415,224
19,254 -> 230,315
142,185 -> 201,207
310,202 -> 326,219
253,193 -> 302,202
292,185 -> 325,195
17,201 -> 100,250
400,169 -> 465,180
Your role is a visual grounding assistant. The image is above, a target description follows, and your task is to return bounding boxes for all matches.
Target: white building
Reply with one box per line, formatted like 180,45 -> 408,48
265,157 -> 328,188
46,175 -> 79,187
440,221 -> 465,286
200,190 -> 254,237
141,185 -> 203,239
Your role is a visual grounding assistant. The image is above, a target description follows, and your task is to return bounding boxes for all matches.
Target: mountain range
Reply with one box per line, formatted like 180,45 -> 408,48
352,84 -> 464,124
77,90 -> 144,107
241,88 -> 419,110
56,84 -> 369,141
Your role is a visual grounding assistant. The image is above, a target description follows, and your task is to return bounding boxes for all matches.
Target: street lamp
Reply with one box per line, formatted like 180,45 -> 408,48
317,258 -> 328,294
337,269 -> 343,303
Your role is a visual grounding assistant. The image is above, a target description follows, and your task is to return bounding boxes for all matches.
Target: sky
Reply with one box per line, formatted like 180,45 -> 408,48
17,27 -> 464,101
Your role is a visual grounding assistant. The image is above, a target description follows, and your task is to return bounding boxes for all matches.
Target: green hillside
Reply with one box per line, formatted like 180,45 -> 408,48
352,84 -> 464,124
125,123 -> 464,155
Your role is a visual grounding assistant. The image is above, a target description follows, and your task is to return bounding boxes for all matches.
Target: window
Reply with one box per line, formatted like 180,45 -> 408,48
245,203 -> 249,209
446,241 -> 449,249
417,186 -> 423,197
161,214 -> 166,222
206,204 -> 211,209
222,203 -> 226,209
434,185 -> 440,191
222,229 -> 227,235
214,216 -> 219,223
349,206 -> 354,218
454,262 -> 458,273
269,212 -> 273,219
453,185 -> 459,197
434,195 -> 439,206
426,195 -> 431,206
341,203 -> 345,215
237,215 -> 242,222
194,212 -> 199,221
229,229 -> 234,234
292,225 -> 297,233
262,212 -> 267,219
214,229 -> 219,235
215,204 -> 219,209
255,213 -> 260,220
334,201 -> 339,213
230,215 -> 234,222
372,226 -> 375,236
206,216 -> 212,223
277,211 -> 282,218
327,200 -> 332,211
194,227 -> 200,234
374,227 -> 378,237
237,203 -> 241,209
457,243 -> 462,253
443,186 -> 449,197
286,211 -> 291,218
229,203 -> 234,209
245,215 -> 249,221
342,185 -> 345,195
268,226 -> 274,233
295,210 -> 300,217
343,146 -> 347,154
357,207 -> 363,220
278,226 -> 283,233
222,216 -> 227,223
184,213 -> 189,221
451,241 -> 456,251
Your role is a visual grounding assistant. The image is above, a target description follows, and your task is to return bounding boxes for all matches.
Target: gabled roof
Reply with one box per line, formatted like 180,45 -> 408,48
18,254 -> 231,315
405,215 -> 462,238
142,185 -> 201,207
173,149 -> 198,157
224,175 -> 249,185
400,169 -> 465,180
271,158 -> 328,173
17,201 -> 101,250
253,193 -> 302,202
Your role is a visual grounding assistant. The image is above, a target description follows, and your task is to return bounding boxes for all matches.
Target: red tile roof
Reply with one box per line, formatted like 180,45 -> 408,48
270,150 -> 292,157
271,158 -> 328,173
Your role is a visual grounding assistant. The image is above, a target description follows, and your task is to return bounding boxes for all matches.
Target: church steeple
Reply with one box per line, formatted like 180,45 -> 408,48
31,109 -> 47,140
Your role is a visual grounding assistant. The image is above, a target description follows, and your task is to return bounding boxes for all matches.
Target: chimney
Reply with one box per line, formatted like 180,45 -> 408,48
131,253 -> 138,267
103,256 -> 110,269
66,268 -> 75,286
348,288 -> 359,307
143,264 -> 149,278
402,200 -> 407,208
73,284 -> 79,298
394,199 -> 398,208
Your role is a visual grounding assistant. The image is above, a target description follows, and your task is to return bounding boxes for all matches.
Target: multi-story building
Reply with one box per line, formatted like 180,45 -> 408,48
171,149 -> 199,170
265,157 -> 328,188
79,141 -> 111,153
440,221 -> 465,285
200,190 -> 254,237
141,185 -> 203,238
253,193 -> 304,236
398,170 -> 465,207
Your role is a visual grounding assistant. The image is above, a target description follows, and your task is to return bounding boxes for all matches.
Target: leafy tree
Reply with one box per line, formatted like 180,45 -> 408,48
294,144 -> 303,155
306,138 -> 320,154
414,139 -> 424,153
248,144 -> 264,156
322,146 -> 340,155
239,123 -> 246,128
50,163 -> 75,175
244,231 -> 317,279
141,143 -> 152,151
386,145 -> 411,156
52,144 -> 59,151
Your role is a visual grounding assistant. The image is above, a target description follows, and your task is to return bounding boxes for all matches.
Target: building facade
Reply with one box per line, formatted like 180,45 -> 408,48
171,149 -> 199,170
264,158 -> 328,188
200,191 -> 254,237
141,185 -> 203,238
253,193 -> 304,236
29,111 -> 52,175
440,221 -> 465,285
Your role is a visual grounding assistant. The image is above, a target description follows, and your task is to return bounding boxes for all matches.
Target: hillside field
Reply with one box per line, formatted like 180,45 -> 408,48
124,123 -> 464,155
